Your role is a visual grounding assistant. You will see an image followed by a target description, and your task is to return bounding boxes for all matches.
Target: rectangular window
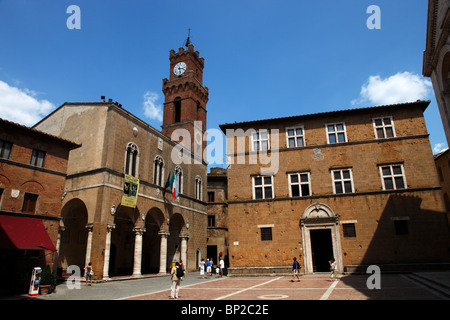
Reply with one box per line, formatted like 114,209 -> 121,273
260,227 -> 273,241
253,175 -> 274,199
343,223 -> 357,238
373,117 -> 395,139
207,191 -> 215,202
288,172 -> 311,197
380,164 -> 406,190
252,130 -> 269,151
30,149 -> 45,167
326,123 -> 347,144
0,140 -> 12,159
208,215 -> 216,227
286,127 -> 305,148
22,193 -> 38,214
331,168 -> 354,194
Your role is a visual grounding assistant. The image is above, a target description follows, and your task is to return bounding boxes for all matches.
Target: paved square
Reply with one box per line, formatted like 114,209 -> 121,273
123,273 -> 447,300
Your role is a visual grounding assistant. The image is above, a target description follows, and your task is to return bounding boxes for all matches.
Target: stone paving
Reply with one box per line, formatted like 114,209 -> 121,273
124,273 -> 450,300
5,271 -> 450,301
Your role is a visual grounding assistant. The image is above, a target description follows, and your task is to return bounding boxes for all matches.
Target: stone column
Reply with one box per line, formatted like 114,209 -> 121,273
158,230 -> 170,274
180,234 -> 189,272
84,223 -> 94,266
102,224 -> 116,281
132,227 -> 146,277
53,225 -> 65,274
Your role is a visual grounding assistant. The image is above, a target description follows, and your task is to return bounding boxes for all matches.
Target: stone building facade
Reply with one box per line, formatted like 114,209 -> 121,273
424,0 -> 450,146
0,118 -> 79,292
33,44 -> 208,280
220,101 -> 450,275
206,168 -> 229,268
435,148 -> 450,223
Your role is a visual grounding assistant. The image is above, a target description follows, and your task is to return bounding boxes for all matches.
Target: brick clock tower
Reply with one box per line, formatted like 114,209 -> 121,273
162,43 -> 208,155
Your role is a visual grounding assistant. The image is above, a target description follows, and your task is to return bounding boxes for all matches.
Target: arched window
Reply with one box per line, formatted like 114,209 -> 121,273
153,156 -> 164,186
195,175 -> 202,201
174,166 -> 183,194
174,97 -> 181,123
125,143 -> 139,177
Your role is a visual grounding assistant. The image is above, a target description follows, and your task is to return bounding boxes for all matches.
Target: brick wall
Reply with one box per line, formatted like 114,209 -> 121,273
221,102 -> 450,272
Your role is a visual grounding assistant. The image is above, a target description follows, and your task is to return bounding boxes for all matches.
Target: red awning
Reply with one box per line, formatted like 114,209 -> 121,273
0,215 -> 56,251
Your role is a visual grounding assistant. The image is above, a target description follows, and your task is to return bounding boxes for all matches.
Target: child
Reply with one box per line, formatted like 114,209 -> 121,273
215,266 -> 220,277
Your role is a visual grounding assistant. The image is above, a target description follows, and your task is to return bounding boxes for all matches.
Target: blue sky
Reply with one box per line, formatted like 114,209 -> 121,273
0,0 -> 448,167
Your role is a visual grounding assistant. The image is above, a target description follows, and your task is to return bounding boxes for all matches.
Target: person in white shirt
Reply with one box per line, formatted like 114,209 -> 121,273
219,257 -> 225,277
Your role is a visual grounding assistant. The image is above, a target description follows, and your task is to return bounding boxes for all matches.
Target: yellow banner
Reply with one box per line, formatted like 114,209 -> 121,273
121,174 -> 139,208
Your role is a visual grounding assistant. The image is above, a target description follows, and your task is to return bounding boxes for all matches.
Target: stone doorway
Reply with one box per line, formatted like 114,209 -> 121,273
300,203 -> 343,273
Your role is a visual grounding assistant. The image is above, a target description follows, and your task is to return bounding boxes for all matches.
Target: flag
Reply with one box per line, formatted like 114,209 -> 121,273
172,173 -> 178,200
164,172 -> 172,193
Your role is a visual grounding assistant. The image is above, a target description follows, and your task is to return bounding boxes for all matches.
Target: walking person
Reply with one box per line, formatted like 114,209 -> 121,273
84,262 -> 93,286
291,257 -> 301,282
170,262 -> 182,299
329,259 -> 338,281
199,258 -> 205,279
206,259 -> 212,279
219,257 -> 225,277
179,259 -> 185,280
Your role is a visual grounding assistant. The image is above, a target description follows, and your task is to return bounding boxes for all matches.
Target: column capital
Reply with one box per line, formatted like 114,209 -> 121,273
133,227 -> 146,235
107,223 -> 116,232
179,233 -> 189,240
85,223 -> 94,231
158,230 -> 170,238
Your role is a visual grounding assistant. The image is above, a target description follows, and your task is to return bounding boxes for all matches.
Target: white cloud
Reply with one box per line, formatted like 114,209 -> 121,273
433,143 -> 448,154
142,91 -> 163,122
0,80 -> 55,126
352,72 -> 432,106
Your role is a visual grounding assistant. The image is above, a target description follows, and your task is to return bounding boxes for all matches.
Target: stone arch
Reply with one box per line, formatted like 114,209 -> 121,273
110,205 -> 140,276
20,180 -> 45,192
301,203 -> 337,220
59,198 -> 88,271
167,213 -> 185,268
142,207 -> 165,274
0,174 -> 11,187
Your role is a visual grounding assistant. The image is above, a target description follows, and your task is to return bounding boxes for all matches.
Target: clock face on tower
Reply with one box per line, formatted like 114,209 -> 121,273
173,62 -> 187,76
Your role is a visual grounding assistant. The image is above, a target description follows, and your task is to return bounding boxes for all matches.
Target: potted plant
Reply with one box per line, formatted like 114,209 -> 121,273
39,265 -> 56,295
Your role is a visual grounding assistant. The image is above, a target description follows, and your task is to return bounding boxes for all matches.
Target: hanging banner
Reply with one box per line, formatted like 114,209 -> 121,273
29,267 -> 42,296
121,174 -> 139,208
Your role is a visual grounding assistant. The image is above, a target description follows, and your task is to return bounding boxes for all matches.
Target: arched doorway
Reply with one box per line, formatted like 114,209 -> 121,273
300,203 -> 343,273
59,198 -> 88,271
110,205 -> 140,277
167,213 -> 185,269
142,208 -> 165,274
